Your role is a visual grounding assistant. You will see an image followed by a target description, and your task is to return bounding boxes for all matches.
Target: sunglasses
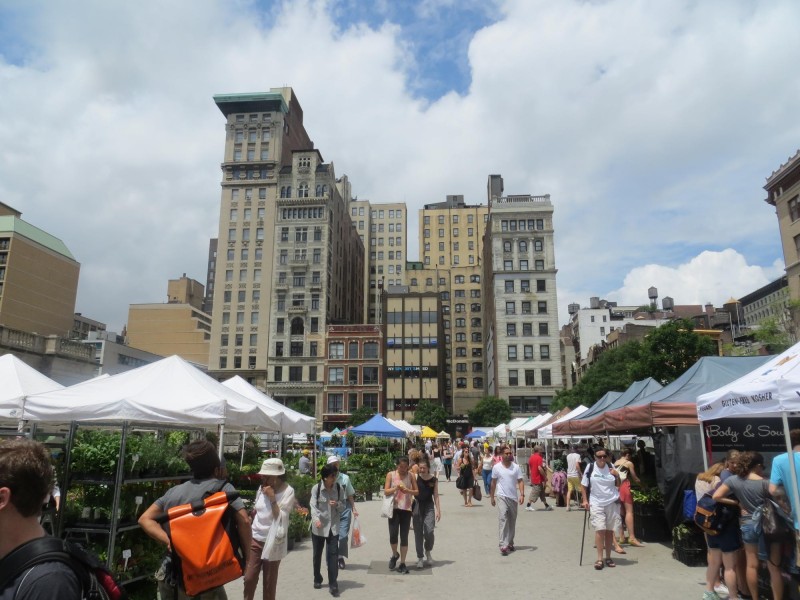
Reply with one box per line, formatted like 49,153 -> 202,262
595,454 -> 607,459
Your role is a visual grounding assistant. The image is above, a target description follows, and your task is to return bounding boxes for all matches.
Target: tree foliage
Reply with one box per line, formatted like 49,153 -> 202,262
348,405 -> 376,427
552,319 -> 717,410
468,396 -> 512,427
410,399 -> 449,431
630,318 -> 716,384
288,398 -> 314,417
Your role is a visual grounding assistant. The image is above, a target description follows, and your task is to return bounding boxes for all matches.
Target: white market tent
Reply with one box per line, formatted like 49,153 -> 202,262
537,405 -> 589,439
25,355 -> 282,431
0,354 -> 64,422
222,375 -> 315,434
697,341 -> 800,530
493,417 -> 533,438
516,412 -> 553,435
387,418 -> 414,437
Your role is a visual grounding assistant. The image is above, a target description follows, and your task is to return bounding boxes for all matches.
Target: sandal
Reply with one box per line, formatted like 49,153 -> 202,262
605,558 -> 616,568
614,546 -> 626,554
629,539 -> 644,547
594,560 -> 604,570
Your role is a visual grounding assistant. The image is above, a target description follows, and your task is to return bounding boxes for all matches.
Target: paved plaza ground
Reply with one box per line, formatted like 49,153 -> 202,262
226,479 -> 710,600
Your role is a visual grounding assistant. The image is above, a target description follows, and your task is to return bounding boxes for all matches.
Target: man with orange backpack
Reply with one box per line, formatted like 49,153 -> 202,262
139,440 -> 252,599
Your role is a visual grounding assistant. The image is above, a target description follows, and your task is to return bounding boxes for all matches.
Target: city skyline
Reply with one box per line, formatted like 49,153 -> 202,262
0,0 -> 796,332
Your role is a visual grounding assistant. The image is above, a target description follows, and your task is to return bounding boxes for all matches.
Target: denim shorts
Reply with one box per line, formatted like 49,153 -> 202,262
739,515 -> 767,560
706,520 -> 742,553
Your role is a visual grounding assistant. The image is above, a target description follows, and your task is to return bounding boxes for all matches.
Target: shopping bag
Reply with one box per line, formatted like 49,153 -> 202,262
381,494 -> 395,518
350,515 -> 366,548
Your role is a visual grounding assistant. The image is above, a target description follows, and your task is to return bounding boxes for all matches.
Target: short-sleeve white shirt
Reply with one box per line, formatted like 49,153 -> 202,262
492,461 -> 523,500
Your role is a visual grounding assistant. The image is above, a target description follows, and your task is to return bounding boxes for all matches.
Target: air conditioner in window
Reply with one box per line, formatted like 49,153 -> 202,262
349,380 -> 358,385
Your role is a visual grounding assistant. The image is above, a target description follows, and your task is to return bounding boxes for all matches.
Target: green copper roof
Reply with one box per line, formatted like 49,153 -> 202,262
0,216 -> 77,261
213,92 -> 289,117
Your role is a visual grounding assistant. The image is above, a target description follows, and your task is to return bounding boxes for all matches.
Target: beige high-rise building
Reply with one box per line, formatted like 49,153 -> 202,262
0,203 -> 80,336
127,275 -> 212,366
348,200 -> 407,323
765,150 -> 800,302
416,195 -> 489,415
483,175 -> 563,415
208,89 -> 363,423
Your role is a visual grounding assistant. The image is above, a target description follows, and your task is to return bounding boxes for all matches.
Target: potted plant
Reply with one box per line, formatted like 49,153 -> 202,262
631,487 -> 668,541
671,523 -> 707,566
289,506 -> 310,544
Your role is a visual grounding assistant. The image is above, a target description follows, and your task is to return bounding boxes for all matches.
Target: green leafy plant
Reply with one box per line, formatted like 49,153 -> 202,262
289,506 -> 310,540
71,430 -> 121,478
631,486 -> 664,507
287,473 -> 316,509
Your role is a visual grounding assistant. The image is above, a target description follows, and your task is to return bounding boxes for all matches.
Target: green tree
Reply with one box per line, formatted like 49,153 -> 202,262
287,399 -> 314,417
410,399 -> 449,431
348,405 -> 376,427
630,318 -> 717,385
468,396 -> 512,427
754,316 -> 792,354
552,340 -> 643,410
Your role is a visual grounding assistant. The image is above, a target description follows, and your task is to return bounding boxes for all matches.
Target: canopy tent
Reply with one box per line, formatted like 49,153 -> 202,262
350,414 -> 407,439
538,405 -> 589,438
553,378 -> 663,436
319,430 -> 332,440
516,412 -> 552,435
222,375 -> 315,434
697,342 -> 800,532
24,355 -> 282,431
420,426 -> 438,438
601,356 -> 772,432
465,428 -> 492,439
0,354 -> 64,422
570,391 -> 623,422
330,427 -> 341,435
393,419 -> 421,436
493,416 -> 532,438
436,430 -> 451,439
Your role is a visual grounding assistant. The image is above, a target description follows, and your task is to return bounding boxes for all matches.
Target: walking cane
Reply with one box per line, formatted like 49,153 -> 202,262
579,504 -> 588,566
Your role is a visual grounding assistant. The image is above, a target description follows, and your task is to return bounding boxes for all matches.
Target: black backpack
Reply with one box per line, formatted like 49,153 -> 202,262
0,537 -> 126,600
584,462 -> 594,499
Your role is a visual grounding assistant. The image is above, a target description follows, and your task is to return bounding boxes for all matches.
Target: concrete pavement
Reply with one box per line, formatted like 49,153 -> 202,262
226,479 -> 708,600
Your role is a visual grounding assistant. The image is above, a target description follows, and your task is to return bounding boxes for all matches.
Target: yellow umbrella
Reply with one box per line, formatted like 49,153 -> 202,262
420,426 -> 438,438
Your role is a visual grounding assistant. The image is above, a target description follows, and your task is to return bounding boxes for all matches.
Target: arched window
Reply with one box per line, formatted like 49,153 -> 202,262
291,317 -> 304,335
315,184 -> 322,196
298,184 -> 309,198
519,240 -> 528,252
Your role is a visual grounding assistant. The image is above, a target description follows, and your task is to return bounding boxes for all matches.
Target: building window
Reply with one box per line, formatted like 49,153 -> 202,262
519,240 -> 528,252
274,366 -> 282,382
790,196 -> 800,222
364,342 -> 379,359
525,369 -> 535,386
535,260 -> 544,270
521,301 -> 531,314
540,345 -> 550,359
536,279 -> 546,292
291,342 -> 303,357
524,345 -> 533,360
328,394 -> 344,414
537,301 -> 548,314
329,367 -> 344,384
363,366 -> 378,384
519,260 -> 528,270
509,370 -> 519,386
542,369 -> 552,386
505,301 -> 515,315
539,322 -> 549,336
520,280 -> 530,293
348,341 -> 359,359
508,346 -> 517,361
505,281 -> 514,293
276,318 -> 284,333
523,322 -> 533,336
504,260 -> 513,271
329,342 -> 344,359
507,323 -> 517,336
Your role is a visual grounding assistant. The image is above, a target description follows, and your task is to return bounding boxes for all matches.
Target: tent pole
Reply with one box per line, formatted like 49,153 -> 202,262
781,413 -> 800,562
240,432 -> 246,470
218,424 -> 225,460
699,423 -> 708,471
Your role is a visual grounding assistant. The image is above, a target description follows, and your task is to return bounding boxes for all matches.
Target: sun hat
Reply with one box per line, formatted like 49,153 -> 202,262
258,458 -> 286,476
326,455 -> 340,465
302,449 -> 310,455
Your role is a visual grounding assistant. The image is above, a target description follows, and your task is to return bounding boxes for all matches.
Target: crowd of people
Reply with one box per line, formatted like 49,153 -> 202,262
3,433 -> 799,600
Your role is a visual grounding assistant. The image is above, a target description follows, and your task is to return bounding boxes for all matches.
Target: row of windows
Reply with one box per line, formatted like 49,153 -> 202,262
423,213 -> 487,225
385,311 -> 438,324
234,113 -> 270,124
508,369 -> 552,386
230,207 -> 265,221
453,362 -> 483,373
233,143 -> 268,161
219,310 -> 260,326
503,239 -> 544,253
276,293 -> 321,311
233,126 -> 270,141
222,289 -> 261,303
274,365 -> 316,382
501,219 -> 545,232
275,316 -> 319,335
220,333 -> 259,347
349,207 -> 404,219
230,188 -> 266,201
507,344 -> 551,360
227,228 -> 264,243
231,167 -> 271,180
449,303 -> 481,313
328,341 -> 380,359
280,226 -> 323,242
440,290 -> 481,300
224,268 -> 262,283
503,279 -> 547,294
276,340 -> 318,357
454,377 -> 483,389
446,332 -> 482,343
220,356 -> 256,369
328,366 -> 379,384
387,365 -> 440,378
280,207 -> 325,220
385,337 -> 439,348
279,185 -> 329,198
444,318 -> 481,328
370,251 -> 404,261
423,227 -> 480,238
503,259 -> 545,271
276,271 -> 321,287
424,254 -> 475,266
279,249 -> 323,265
369,264 -> 403,274
326,392 -> 379,414
369,237 -> 403,247
505,300 -> 548,315
506,322 -> 550,336
371,223 -> 403,233
422,241 -> 477,255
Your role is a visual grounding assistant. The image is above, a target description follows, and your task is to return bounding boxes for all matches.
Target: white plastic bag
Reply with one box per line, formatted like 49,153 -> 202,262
350,515 -> 366,548
380,494 -> 395,518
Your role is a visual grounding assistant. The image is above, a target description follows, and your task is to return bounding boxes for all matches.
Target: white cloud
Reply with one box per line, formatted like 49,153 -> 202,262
0,0 -> 796,332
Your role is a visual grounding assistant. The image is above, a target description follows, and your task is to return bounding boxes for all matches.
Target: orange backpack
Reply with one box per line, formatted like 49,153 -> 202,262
164,489 -> 245,596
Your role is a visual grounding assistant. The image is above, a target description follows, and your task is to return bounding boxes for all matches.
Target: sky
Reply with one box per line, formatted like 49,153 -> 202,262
0,0 -> 798,333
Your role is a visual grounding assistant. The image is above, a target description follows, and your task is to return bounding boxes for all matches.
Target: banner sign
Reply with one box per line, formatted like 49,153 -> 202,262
703,417 -> 800,452
446,417 -> 469,424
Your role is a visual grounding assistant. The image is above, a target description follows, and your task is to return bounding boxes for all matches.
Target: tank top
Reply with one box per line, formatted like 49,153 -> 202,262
392,470 -> 414,511
482,455 -> 493,470
433,448 -> 441,459
417,474 -> 436,505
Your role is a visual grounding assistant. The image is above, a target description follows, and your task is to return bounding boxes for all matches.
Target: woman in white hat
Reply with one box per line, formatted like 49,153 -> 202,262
244,458 -> 295,600
326,454 -> 358,569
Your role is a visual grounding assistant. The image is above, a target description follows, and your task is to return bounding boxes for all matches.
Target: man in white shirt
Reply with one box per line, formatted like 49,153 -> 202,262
490,444 -> 524,556
565,446 -> 583,511
581,448 -> 621,570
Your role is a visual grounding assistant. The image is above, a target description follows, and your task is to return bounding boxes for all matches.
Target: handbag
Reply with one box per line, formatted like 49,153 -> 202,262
472,483 -> 482,501
381,494 -> 395,518
757,498 -> 794,543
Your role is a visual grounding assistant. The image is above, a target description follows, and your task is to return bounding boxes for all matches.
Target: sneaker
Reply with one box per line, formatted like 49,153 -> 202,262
500,546 -> 509,556
329,587 -> 339,598
713,583 -> 729,596
525,506 -> 536,512
425,550 -> 433,565
337,558 -> 345,570
397,563 -> 409,574
543,505 -> 553,511
416,558 -> 424,570
507,544 -> 515,552
702,592 -> 721,600
388,553 -> 399,570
